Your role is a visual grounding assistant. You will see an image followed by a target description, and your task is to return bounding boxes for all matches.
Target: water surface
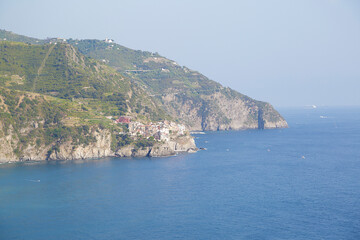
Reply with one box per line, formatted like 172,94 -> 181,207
1,107 -> 360,239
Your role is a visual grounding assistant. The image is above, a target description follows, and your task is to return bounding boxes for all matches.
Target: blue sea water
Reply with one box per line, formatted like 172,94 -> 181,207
1,107 -> 360,240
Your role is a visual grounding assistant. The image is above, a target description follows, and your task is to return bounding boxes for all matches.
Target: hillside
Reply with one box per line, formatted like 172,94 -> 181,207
0,41 -> 168,121
67,39 -> 288,130
0,29 -> 45,44
0,30 -> 288,130
0,87 -> 109,160
0,41 -> 196,162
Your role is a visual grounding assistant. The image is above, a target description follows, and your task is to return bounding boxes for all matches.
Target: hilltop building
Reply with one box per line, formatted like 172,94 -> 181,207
105,38 -> 114,43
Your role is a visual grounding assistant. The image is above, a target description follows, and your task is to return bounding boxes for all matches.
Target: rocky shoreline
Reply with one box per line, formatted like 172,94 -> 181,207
0,129 -> 198,163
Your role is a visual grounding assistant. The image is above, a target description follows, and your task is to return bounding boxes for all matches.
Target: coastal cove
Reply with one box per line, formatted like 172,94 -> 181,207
1,107 -> 360,239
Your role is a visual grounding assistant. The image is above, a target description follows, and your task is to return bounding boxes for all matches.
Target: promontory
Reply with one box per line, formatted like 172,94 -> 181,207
0,30 -> 287,163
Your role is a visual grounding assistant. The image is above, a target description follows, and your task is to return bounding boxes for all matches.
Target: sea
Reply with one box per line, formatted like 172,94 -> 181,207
1,107 -> 360,240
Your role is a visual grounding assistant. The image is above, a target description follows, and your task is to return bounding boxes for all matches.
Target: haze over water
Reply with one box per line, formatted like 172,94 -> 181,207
1,107 -> 360,239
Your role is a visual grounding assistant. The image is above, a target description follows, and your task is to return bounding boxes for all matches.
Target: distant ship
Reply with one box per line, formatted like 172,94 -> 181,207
305,105 -> 317,109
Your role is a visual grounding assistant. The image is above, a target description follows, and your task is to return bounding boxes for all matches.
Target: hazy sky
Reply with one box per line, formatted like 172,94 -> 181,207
1,0 -> 359,107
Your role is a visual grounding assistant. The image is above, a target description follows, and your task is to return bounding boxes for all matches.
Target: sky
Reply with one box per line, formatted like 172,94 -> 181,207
0,0 -> 359,107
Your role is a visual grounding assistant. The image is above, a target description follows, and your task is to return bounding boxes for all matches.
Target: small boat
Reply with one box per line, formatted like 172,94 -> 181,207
25,179 -> 41,182
190,131 -> 206,135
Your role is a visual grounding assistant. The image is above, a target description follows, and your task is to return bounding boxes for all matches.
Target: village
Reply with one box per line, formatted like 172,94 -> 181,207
114,116 -> 186,142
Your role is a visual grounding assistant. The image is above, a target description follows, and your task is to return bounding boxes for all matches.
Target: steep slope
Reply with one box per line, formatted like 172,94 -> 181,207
0,30 -> 288,131
0,41 -> 196,162
0,87 -> 111,161
68,39 -> 288,130
0,87 -> 196,163
0,41 -> 168,121
0,29 -> 45,44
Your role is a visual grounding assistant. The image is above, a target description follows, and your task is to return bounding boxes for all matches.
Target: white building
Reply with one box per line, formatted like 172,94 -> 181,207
105,38 -> 114,43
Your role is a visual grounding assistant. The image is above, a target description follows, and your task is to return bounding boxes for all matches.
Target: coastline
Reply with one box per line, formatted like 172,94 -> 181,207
0,133 -> 198,164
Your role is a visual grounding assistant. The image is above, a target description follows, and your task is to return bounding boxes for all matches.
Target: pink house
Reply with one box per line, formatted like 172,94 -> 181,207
116,116 -> 131,123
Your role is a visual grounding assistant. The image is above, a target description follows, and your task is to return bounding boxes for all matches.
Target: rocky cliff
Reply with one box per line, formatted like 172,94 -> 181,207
161,89 -> 287,131
115,135 -> 197,158
0,30 -> 289,163
0,126 -> 197,163
0,87 -> 196,163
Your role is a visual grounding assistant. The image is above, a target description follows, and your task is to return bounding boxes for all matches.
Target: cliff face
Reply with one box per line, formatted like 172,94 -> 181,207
0,87 -> 197,164
47,129 -> 113,161
0,128 -> 197,163
0,129 -> 113,162
116,135 -> 197,158
0,125 -> 19,162
161,90 -> 287,131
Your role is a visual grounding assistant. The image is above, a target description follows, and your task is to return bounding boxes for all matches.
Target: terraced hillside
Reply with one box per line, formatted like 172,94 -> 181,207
68,39 -> 288,130
0,41 -> 168,121
0,30 -> 288,131
0,41 -> 198,162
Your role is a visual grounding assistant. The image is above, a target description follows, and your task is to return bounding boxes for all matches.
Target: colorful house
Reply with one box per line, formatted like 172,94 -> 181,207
116,116 -> 131,124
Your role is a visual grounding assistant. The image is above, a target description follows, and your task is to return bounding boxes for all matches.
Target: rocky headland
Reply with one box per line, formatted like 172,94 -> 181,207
0,30 -> 287,163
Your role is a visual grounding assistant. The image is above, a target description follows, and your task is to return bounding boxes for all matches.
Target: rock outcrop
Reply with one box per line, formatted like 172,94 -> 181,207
0,125 -> 19,162
161,90 -> 288,131
115,135 -> 197,158
0,128 -> 197,163
47,129 -> 114,160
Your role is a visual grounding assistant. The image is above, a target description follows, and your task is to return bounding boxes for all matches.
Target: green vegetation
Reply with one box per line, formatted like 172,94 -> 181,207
66,39 -> 158,71
44,125 -> 97,157
67,39 -> 222,96
0,29 -> 286,160
64,39 -> 281,127
0,87 -> 102,157
1,31 -> 286,129
0,86 -> 159,158
134,136 -> 155,150
0,38 -> 174,159
0,41 -> 169,121
111,133 -> 133,151
0,29 -> 44,45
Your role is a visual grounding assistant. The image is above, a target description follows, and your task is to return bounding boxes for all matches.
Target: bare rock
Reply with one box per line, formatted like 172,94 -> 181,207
161,90 -> 288,131
149,141 -> 176,157
115,145 -> 133,157
131,147 -> 151,157
49,129 -> 114,160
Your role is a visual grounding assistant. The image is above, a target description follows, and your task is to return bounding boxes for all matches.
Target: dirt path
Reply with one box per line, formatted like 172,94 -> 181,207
0,95 -> 9,112
32,44 -> 56,92
16,95 -> 24,108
